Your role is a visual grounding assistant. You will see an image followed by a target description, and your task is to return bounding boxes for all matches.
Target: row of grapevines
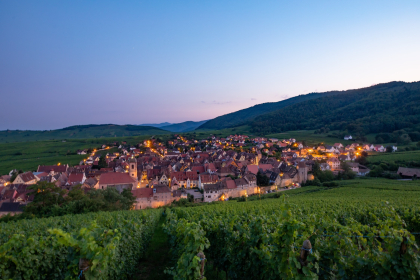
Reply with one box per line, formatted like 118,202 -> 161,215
165,197 -> 420,279
163,210 -> 210,280
0,209 -> 162,279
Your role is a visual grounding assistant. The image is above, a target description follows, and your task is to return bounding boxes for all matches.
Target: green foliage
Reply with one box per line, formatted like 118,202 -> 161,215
163,180 -> 420,279
249,81 -> 420,135
257,171 -> 270,186
164,213 -> 210,280
1,183 -> 137,222
0,209 -> 162,279
198,89 -> 352,130
97,155 -> 108,169
0,124 -> 168,143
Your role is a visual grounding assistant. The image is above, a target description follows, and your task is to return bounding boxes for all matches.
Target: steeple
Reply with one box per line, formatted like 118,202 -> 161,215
128,155 -> 137,181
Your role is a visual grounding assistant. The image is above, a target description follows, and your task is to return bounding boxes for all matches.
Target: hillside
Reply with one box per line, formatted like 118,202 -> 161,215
249,81 -> 420,136
160,120 -> 208,132
197,90 -> 352,130
0,124 -> 169,143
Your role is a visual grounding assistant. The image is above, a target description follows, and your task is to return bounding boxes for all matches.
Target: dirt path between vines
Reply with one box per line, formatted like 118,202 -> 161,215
133,217 -> 173,280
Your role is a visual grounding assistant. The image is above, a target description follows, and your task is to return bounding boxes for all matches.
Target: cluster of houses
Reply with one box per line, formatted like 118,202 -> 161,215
0,134 -> 396,214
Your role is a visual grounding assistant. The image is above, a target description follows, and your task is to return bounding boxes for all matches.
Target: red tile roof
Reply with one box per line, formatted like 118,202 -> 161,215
246,165 -> 259,175
18,172 -> 37,183
37,165 -> 68,173
132,188 -> 153,198
99,172 -> 136,185
191,166 -> 205,174
68,173 -> 84,184
258,164 -> 273,172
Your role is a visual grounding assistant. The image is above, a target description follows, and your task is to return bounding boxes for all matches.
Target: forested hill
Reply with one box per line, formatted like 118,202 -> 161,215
197,91 -> 348,130
249,81 -> 420,136
160,120 -> 208,132
0,124 -> 169,143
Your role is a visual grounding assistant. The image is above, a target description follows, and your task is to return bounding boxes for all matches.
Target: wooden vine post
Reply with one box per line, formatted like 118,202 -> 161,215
78,258 -> 90,280
400,237 -> 407,255
197,252 -> 206,279
298,239 -> 312,274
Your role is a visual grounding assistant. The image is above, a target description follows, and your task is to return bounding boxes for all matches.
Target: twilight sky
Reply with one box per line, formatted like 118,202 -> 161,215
1,0 -> 420,130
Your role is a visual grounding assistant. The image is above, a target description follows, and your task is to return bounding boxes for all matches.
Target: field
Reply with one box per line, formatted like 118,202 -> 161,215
0,134 -> 171,175
266,130 -> 353,146
0,124 -> 169,143
193,125 -> 255,139
368,150 -> 420,163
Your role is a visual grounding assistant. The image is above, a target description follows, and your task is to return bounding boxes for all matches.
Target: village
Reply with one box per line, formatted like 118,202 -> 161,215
0,133 -> 410,215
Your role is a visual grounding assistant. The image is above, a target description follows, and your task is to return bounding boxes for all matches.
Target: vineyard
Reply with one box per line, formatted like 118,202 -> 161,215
0,209 -> 162,279
1,179 -> 420,279
164,179 -> 420,279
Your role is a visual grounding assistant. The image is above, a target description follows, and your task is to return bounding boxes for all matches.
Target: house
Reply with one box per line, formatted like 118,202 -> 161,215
131,185 -> 174,209
185,189 -> 204,202
385,145 -> 398,152
246,165 -> 259,175
203,180 -> 257,203
82,178 -> 99,189
334,143 -> 344,149
347,162 -> 360,173
0,175 -> 11,187
12,172 -> 39,185
98,172 -> 137,192
0,202 -> 23,217
37,164 -> 68,174
344,135 -> 352,140
397,167 -> 420,179
325,145 -> 336,153
258,164 -> 273,172
374,145 -> 385,153
320,163 -> 331,171
67,172 -> 86,186
362,144 -> 372,151
327,158 -> 340,170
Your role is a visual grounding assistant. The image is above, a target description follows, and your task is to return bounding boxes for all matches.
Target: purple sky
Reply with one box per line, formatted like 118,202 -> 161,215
1,0 -> 420,130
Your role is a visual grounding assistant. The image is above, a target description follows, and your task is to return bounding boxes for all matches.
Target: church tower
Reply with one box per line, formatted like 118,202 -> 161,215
128,155 -> 137,181
297,162 -> 308,184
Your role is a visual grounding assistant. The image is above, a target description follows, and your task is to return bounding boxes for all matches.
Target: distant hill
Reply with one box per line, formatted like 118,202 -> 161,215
0,124 -> 169,143
248,81 -> 420,136
197,91 -> 350,130
138,122 -> 172,128
160,120 -> 208,132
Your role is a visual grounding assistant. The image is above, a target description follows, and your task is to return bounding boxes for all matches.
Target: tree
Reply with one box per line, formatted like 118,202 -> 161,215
257,171 -> 270,186
386,146 -> 393,153
25,182 -> 66,215
98,156 -> 108,169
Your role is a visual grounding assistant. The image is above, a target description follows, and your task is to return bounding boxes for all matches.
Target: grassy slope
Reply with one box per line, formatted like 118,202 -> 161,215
265,130 -> 355,146
368,150 -> 420,163
0,124 -> 169,143
0,134 -> 175,175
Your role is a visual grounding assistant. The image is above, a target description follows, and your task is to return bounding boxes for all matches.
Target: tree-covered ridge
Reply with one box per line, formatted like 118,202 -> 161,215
197,91 -> 349,130
249,81 -> 420,135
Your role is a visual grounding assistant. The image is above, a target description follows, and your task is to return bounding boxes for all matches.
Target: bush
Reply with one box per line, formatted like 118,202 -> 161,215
323,182 -> 339,187
303,178 -> 321,186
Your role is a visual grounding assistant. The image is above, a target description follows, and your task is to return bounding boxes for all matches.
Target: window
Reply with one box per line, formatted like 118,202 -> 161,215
132,164 -> 134,169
